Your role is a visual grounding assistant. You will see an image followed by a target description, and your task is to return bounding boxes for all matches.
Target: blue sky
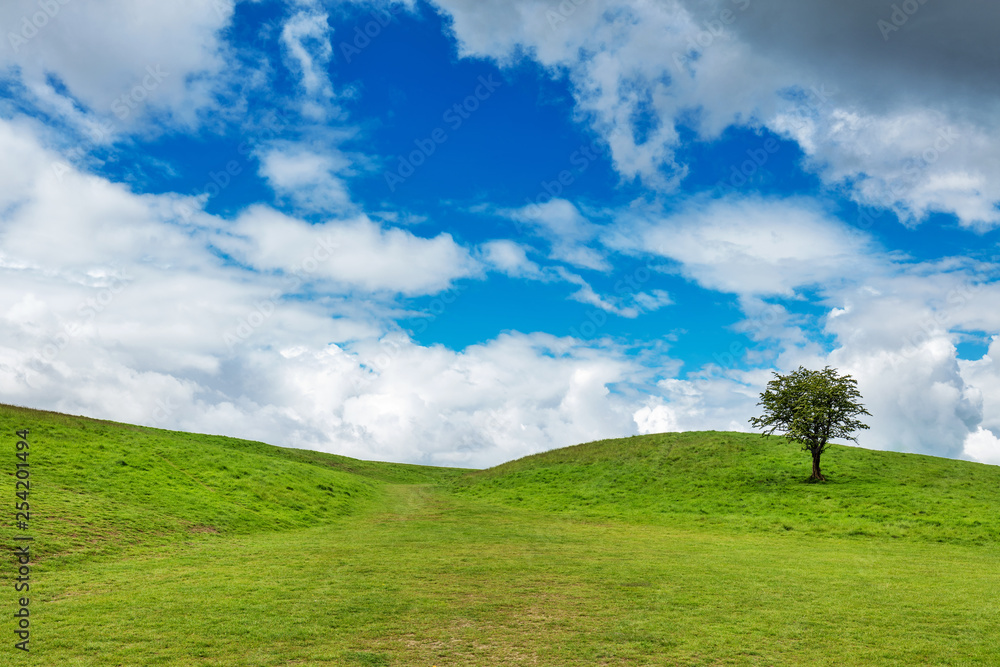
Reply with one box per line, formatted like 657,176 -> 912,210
2,0 -> 1000,467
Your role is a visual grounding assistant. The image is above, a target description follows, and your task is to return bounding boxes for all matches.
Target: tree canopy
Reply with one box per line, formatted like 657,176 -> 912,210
749,366 -> 871,481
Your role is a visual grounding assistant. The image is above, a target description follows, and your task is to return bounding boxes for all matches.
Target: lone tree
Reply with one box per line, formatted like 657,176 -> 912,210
749,366 -> 871,481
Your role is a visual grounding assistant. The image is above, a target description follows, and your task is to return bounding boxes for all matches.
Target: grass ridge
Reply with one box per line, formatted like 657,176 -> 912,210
2,404 -> 1000,664
452,430 -> 1000,544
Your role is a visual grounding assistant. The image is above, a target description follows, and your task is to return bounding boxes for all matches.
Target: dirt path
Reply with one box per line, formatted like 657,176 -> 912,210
374,483 -> 450,522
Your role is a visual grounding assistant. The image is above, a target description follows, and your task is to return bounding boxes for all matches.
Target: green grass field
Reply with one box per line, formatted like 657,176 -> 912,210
2,402 -> 999,665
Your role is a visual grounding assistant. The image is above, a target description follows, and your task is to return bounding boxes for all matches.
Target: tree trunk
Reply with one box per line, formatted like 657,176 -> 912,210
810,448 -> 826,481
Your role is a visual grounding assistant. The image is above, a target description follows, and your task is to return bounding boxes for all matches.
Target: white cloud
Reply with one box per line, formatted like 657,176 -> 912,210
962,427 -> 1000,466
624,196 -> 877,297
621,249 -> 1000,461
478,239 -> 543,278
959,336 -> 1000,459
476,236 -> 672,318
330,332 -> 638,466
215,205 -> 480,296
554,267 -> 671,318
258,145 -> 354,213
506,198 -> 610,271
0,289 -> 647,468
633,289 -> 673,312
0,117 -> 656,467
776,107 -> 999,229
431,0 -> 1000,227
280,9 -> 337,120
4,0 -> 1000,473
432,0 -> 776,187
829,338 -> 981,459
633,374 -> 762,436
0,0 -> 234,133
2,119 -> 996,466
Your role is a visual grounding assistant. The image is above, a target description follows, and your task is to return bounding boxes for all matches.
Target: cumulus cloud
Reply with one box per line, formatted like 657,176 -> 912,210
215,205 -> 480,296
830,339 -> 981,458
431,0 -> 1000,227
2,108 -> 996,466
619,196 -> 878,297
478,239 -> 543,278
0,0 -> 234,133
0,291 -> 646,467
258,144 -> 355,213
0,117 -> 652,467
3,0 -> 999,473
959,336 -> 1000,460
618,212 -> 1000,459
792,263 -> 997,457
633,373 -> 763,436
332,332 -> 638,466
962,427 -> 1000,466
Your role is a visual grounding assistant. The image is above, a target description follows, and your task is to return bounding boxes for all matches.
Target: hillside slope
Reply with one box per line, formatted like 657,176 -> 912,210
451,431 -> 1000,544
0,403 -> 466,564
3,407 -> 1000,665
6,402 -> 1000,558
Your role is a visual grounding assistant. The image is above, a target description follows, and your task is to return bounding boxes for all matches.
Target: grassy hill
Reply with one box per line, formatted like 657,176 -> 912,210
0,403 -> 464,565
2,403 -> 999,665
452,430 -> 1000,544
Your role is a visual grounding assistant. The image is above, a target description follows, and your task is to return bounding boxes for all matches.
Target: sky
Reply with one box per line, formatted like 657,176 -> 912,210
2,0 -> 1000,468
